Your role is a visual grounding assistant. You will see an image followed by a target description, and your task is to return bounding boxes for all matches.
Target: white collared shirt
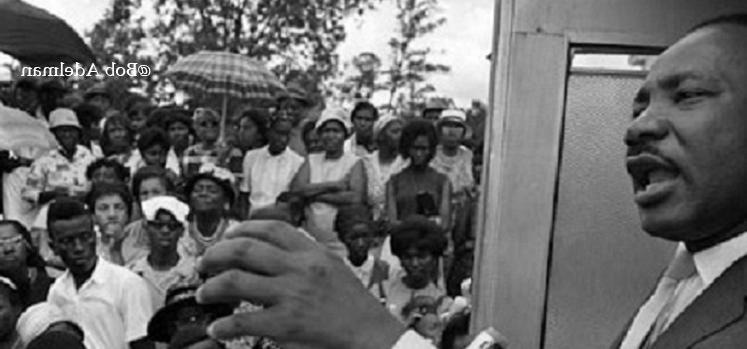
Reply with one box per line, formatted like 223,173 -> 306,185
241,146 -> 304,213
47,257 -> 155,349
620,231 -> 747,348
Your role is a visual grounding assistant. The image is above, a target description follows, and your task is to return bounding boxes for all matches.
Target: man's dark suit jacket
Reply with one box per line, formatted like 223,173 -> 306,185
611,255 -> 747,348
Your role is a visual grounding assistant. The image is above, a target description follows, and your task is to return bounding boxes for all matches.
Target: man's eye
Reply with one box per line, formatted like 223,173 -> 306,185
674,90 -> 711,104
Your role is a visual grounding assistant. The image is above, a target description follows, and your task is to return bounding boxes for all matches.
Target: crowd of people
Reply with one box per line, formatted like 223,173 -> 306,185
0,77 -> 487,348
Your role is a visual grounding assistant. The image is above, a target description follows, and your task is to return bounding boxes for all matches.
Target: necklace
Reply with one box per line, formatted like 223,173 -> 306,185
189,217 -> 227,249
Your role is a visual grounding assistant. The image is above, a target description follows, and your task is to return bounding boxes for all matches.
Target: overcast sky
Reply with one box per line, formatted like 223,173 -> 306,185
6,0 -> 495,107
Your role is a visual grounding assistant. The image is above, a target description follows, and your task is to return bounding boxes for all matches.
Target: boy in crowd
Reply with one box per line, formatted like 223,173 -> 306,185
45,198 -> 155,349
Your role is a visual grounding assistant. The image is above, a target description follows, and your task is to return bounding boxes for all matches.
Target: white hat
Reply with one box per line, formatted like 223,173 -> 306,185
141,195 -> 189,226
315,106 -> 351,136
438,109 -> 467,125
373,112 -> 401,140
48,108 -> 81,130
16,302 -> 70,346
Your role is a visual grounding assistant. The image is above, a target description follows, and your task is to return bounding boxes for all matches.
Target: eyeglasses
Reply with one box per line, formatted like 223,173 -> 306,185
0,235 -> 24,249
147,221 -> 182,230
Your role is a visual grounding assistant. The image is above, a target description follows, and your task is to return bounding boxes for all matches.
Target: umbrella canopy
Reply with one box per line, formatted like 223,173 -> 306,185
0,103 -> 57,158
0,0 -> 97,67
165,51 -> 285,103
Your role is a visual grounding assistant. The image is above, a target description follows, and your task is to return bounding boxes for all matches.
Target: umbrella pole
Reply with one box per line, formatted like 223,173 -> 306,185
220,94 -> 228,143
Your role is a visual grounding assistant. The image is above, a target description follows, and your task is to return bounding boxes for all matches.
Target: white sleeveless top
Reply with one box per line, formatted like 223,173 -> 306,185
304,152 -> 360,245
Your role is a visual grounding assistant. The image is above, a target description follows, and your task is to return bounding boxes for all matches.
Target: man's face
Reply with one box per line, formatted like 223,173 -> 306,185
194,117 -> 219,143
146,211 -> 183,251
167,121 -> 190,150
53,126 -> 80,153
624,26 -> 747,242
138,177 -> 168,203
268,120 -> 292,155
49,215 -> 97,276
143,144 -> 167,168
352,109 -> 376,140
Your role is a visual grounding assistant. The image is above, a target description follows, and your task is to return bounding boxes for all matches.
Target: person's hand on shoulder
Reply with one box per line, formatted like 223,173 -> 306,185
195,220 -> 406,349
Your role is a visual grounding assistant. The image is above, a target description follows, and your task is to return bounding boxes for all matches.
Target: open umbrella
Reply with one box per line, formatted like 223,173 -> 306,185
165,51 -> 285,140
0,0 -> 96,67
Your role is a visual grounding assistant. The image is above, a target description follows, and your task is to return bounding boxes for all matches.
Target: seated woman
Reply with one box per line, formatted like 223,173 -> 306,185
86,182 -> 134,265
385,216 -> 451,322
127,196 -> 195,309
291,107 -> 366,257
183,163 -> 240,257
0,220 -> 52,307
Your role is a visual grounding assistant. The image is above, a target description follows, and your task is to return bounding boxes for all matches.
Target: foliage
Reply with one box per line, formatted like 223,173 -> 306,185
385,0 -> 449,111
87,0 -> 379,102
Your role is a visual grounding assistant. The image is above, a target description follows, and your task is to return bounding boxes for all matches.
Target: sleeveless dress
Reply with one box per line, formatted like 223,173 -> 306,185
304,152 -> 360,252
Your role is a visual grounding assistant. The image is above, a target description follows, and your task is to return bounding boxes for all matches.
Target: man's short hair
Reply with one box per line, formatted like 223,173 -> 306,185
47,198 -> 90,239
73,103 -> 103,129
137,127 -> 171,153
85,158 -> 129,183
689,13 -> 747,32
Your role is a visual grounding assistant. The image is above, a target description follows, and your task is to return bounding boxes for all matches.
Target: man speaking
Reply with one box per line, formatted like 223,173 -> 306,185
187,13 -> 747,349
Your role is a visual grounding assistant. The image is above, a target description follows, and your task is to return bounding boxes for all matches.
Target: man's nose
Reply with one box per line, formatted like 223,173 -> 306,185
623,107 -> 668,147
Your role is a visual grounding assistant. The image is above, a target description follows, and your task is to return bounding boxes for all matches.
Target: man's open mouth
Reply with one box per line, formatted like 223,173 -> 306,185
626,153 -> 680,206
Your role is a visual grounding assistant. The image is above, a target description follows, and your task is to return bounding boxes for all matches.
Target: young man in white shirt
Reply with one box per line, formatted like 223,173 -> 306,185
239,117 -> 303,218
45,198 -> 155,349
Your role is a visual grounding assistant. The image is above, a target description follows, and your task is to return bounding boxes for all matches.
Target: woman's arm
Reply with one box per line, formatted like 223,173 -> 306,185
315,161 -> 366,205
439,180 -> 452,231
386,178 -> 399,224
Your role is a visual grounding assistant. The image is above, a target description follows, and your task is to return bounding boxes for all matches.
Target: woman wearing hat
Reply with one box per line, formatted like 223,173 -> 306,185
183,164 -> 240,256
363,113 -> 408,220
290,106 -> 366,256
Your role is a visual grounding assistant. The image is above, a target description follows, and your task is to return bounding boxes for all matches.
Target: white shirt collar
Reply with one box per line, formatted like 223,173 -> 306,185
691,230 -> 747,287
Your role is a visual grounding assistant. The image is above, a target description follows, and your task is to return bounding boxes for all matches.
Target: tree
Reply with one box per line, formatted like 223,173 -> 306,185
384,0 -> 449,112
87,0 -> 379,101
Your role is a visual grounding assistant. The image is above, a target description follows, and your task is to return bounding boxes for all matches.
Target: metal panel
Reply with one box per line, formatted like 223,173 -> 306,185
544,72 -> 674,349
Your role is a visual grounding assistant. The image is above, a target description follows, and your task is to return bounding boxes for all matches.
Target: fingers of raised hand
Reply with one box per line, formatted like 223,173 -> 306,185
223,220 -> 315,251
197,237 -> 290,276
196,269 -> 281,306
